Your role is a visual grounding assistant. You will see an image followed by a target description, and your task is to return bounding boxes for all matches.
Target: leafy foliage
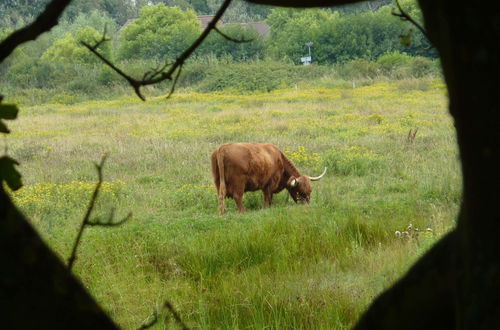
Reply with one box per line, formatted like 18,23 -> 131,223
195,61 -> 331,93
51,10 -> 119,41
266,1 -> 435,64
42,27 -> 111,64
118,4 -> 201,60
198,25 -> 265,61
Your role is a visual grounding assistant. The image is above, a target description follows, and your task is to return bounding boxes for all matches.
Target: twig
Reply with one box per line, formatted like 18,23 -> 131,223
87,208 -> 132,227
90,24 -> 110,49
391,0 -> 432,46
137,311 -> 158,330
81,41 -> 145,100
137,301 -> 189,330
143,60 -> 172,82
164,301 -> 189,330
82,0 -> 234,101
67,154 -> 131,270
166,64 -> 183,99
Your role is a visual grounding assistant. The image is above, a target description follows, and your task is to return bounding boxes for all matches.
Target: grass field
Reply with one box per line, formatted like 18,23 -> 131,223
7,78 -> 460,329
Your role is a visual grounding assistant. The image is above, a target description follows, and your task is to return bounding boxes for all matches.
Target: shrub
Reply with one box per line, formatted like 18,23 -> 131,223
408,56 -> 437,77
198,25 -> 266,61
197,62 -> 287,93
118,4 -> 200,60
197,61 -> 331,93
341,59 -> 380,79
42,27 -> 111,64
377,51 -> 412,77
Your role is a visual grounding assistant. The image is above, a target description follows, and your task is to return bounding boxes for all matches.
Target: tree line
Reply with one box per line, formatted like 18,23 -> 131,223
0,0 -> 433,66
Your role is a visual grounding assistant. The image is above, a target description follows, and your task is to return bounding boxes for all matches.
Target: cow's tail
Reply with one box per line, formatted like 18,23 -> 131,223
215,151 -> 226,214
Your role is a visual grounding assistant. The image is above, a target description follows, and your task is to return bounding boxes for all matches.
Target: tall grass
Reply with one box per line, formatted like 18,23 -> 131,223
8,81 -> 459,328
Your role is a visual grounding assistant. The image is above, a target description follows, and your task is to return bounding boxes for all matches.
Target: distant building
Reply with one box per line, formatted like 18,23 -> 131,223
197,15 -> 224,29
120,18 -> 135,32
235,22 -> 270,37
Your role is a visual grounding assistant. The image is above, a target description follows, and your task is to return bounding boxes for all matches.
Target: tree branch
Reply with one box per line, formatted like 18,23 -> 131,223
0,0 -> 73,63
137,301 -> 189,330
391,0 -> 432,46
166,64 -> 183,99
87,208 -> 132,227
67,154 -> 131,270
82,0 -> 234,101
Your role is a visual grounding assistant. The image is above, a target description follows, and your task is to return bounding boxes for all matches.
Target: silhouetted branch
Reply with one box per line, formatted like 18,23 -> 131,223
67,154 -> 131,270
214,27 -> 253,43
137,301 -> 189,330
87,208 -> 132,227
0,0 -> 73,62
391,0 -> 432,45
143,60 -> 172,82
137,312 -> 158,330
82,0 -> 234,101
166,65 -> 183,99
81,41 -> 146,100
164,301 -> 189,330
90,24 -> 110,50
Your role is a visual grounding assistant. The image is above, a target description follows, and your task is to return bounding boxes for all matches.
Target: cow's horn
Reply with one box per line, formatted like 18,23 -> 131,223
290,178 -> 298,187
308,167 -> 327,181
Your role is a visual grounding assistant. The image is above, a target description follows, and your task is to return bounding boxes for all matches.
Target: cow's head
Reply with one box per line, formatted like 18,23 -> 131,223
286,167 -> 327,203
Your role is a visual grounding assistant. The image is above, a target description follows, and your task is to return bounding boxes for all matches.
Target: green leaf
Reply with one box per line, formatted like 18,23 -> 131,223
0,103 -> 19,120
0,156 -> 23,191
0,120 -> 10,134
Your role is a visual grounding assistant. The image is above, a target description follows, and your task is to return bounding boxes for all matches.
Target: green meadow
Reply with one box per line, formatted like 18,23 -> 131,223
8,78 -> 460,329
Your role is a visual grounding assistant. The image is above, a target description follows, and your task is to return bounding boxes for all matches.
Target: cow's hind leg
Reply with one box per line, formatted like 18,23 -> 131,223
218,192 -> 226,214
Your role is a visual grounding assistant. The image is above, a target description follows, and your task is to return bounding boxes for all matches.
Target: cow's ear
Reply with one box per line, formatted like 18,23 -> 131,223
288,176 -> 298,187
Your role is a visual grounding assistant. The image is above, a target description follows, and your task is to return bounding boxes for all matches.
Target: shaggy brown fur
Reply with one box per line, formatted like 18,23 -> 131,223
211,143 -> 325,214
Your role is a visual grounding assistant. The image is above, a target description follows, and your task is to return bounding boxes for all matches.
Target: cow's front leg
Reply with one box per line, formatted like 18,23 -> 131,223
263,189 -> 273,208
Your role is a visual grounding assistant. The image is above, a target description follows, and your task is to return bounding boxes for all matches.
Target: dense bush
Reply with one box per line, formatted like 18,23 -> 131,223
266,0 -> 435,65
117,4 -> 200,60
195,61 -> 333,93
198,25 -> 266,61
42,27 -> 112,63
341,59 -> 380,79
